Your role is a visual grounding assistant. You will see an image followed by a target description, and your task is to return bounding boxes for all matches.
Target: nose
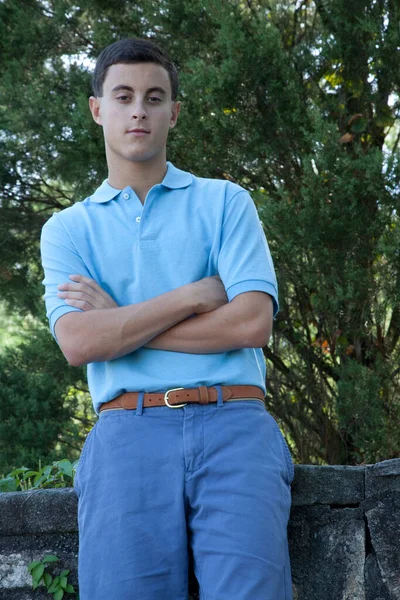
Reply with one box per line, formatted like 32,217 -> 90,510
131,99 -> 147,120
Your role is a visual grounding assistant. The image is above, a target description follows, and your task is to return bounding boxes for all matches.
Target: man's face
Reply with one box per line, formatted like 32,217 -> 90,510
89,62 -> 180,165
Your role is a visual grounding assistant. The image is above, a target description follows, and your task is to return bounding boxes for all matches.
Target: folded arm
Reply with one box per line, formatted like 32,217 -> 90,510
54,276 -> 272,364
144,291 -> 273,353
54,274 -> 228,366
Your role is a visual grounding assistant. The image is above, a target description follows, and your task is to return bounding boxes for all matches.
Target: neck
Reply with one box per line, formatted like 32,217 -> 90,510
107,154 -> 168,203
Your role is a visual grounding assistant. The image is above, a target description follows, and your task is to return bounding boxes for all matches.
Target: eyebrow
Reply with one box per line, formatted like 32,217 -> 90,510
111,85 -> 167,96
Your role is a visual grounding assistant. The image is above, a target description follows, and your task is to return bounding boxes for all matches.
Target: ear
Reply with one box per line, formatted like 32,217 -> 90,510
169,101 -> 181,129
89,96 -> 102,125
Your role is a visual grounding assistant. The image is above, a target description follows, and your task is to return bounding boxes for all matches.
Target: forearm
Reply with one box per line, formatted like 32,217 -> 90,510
145,292 -> 273,353
56,286 -> 197,366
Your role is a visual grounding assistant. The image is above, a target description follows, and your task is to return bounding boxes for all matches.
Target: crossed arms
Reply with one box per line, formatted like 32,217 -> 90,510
55,274 -> 273,367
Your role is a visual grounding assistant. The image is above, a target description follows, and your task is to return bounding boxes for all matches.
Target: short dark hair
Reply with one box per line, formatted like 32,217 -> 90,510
92,38 -> 179,100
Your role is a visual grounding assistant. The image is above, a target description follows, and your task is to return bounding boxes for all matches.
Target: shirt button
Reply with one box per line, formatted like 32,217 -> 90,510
122,192 -> 129,200
136,216 -> 141,223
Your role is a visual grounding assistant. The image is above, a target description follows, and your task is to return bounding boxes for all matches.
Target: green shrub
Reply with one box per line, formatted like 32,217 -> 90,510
0,459 -> 77,492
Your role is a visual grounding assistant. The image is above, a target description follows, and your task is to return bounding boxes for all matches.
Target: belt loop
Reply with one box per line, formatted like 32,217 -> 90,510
215,385 -> 224,408
136,392 -> 144,416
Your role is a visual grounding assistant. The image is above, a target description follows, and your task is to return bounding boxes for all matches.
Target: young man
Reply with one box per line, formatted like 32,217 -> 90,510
40,38 -> 294,600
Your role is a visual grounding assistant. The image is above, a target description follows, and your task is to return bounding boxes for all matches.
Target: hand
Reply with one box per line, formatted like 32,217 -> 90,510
57,275 -> 119,311
190,275 -> 228,314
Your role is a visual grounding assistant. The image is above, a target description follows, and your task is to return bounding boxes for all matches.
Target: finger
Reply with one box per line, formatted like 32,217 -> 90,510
57,291 -> 96,306
58,290 -> 115,310
57,283 -> 99,302
63,298 -> 95,311
57,286 -> 97,299
69,274 -> 99,286
69,274 -> 95,282
58,282 -> 94,291
69,275 -> 103,294
69,274 -> 106,294
68,275 -> 114,301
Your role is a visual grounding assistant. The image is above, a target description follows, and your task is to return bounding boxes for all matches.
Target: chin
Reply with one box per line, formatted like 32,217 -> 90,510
126,149 -> 163,164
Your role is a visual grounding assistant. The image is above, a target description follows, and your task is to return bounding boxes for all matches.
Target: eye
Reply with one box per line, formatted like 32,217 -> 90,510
116,95 -> 131,102
148,96 -> 162,103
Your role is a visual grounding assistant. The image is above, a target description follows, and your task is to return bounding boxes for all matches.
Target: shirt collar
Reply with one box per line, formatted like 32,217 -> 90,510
90,162 -> 193,204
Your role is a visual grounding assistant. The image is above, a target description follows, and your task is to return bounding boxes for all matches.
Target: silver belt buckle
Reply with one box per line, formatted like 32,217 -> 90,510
164,387 -> 186,408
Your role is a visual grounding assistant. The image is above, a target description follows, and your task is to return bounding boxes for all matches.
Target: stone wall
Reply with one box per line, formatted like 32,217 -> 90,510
0,458 -> 399,599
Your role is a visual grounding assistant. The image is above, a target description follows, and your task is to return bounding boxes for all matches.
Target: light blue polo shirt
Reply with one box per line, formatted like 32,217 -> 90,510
41,162 -> 279,415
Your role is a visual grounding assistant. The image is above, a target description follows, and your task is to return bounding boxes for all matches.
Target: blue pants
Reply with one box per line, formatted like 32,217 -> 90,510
74,397 -> 294,599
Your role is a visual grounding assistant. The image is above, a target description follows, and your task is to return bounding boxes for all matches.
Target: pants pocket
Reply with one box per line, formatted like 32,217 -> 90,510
74,421 -> 98,495
279,429 -> 295,484
266,412 -> 295,484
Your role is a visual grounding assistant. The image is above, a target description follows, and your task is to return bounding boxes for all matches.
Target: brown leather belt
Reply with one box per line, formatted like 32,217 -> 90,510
99,385 -> 265,412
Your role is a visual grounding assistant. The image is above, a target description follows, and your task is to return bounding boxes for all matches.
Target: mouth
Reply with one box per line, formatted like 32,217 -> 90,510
127,129 -> 150,135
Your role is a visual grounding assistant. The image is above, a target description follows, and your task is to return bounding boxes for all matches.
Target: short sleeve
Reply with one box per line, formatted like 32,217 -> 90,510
40,215 -> 91,339
218,190 -> 279,316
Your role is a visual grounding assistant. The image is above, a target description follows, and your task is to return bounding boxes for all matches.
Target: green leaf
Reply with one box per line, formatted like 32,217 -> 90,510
66,584 -> 75,593
48,581 -> 59,594
53,589 -> 64,600
32,563 -> 45,582
60,569 -> 70,577
42,554 -> 59,563
27,560 -> 41,572
60,576 -> 68,589
0,477 -> 17,492
23,470 -> 39,479
33,474 -> 47,487
47,577 -> 61,594
55,459 -> 73,478
44,572 -> 52,587
8,468 -> 29,476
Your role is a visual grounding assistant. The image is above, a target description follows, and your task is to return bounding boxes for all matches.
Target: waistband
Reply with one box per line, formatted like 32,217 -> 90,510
99,385 -> 265,412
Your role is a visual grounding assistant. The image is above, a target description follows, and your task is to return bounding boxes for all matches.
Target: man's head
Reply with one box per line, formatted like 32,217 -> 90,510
89,38 -> 181,170
92,38 -> 179,101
